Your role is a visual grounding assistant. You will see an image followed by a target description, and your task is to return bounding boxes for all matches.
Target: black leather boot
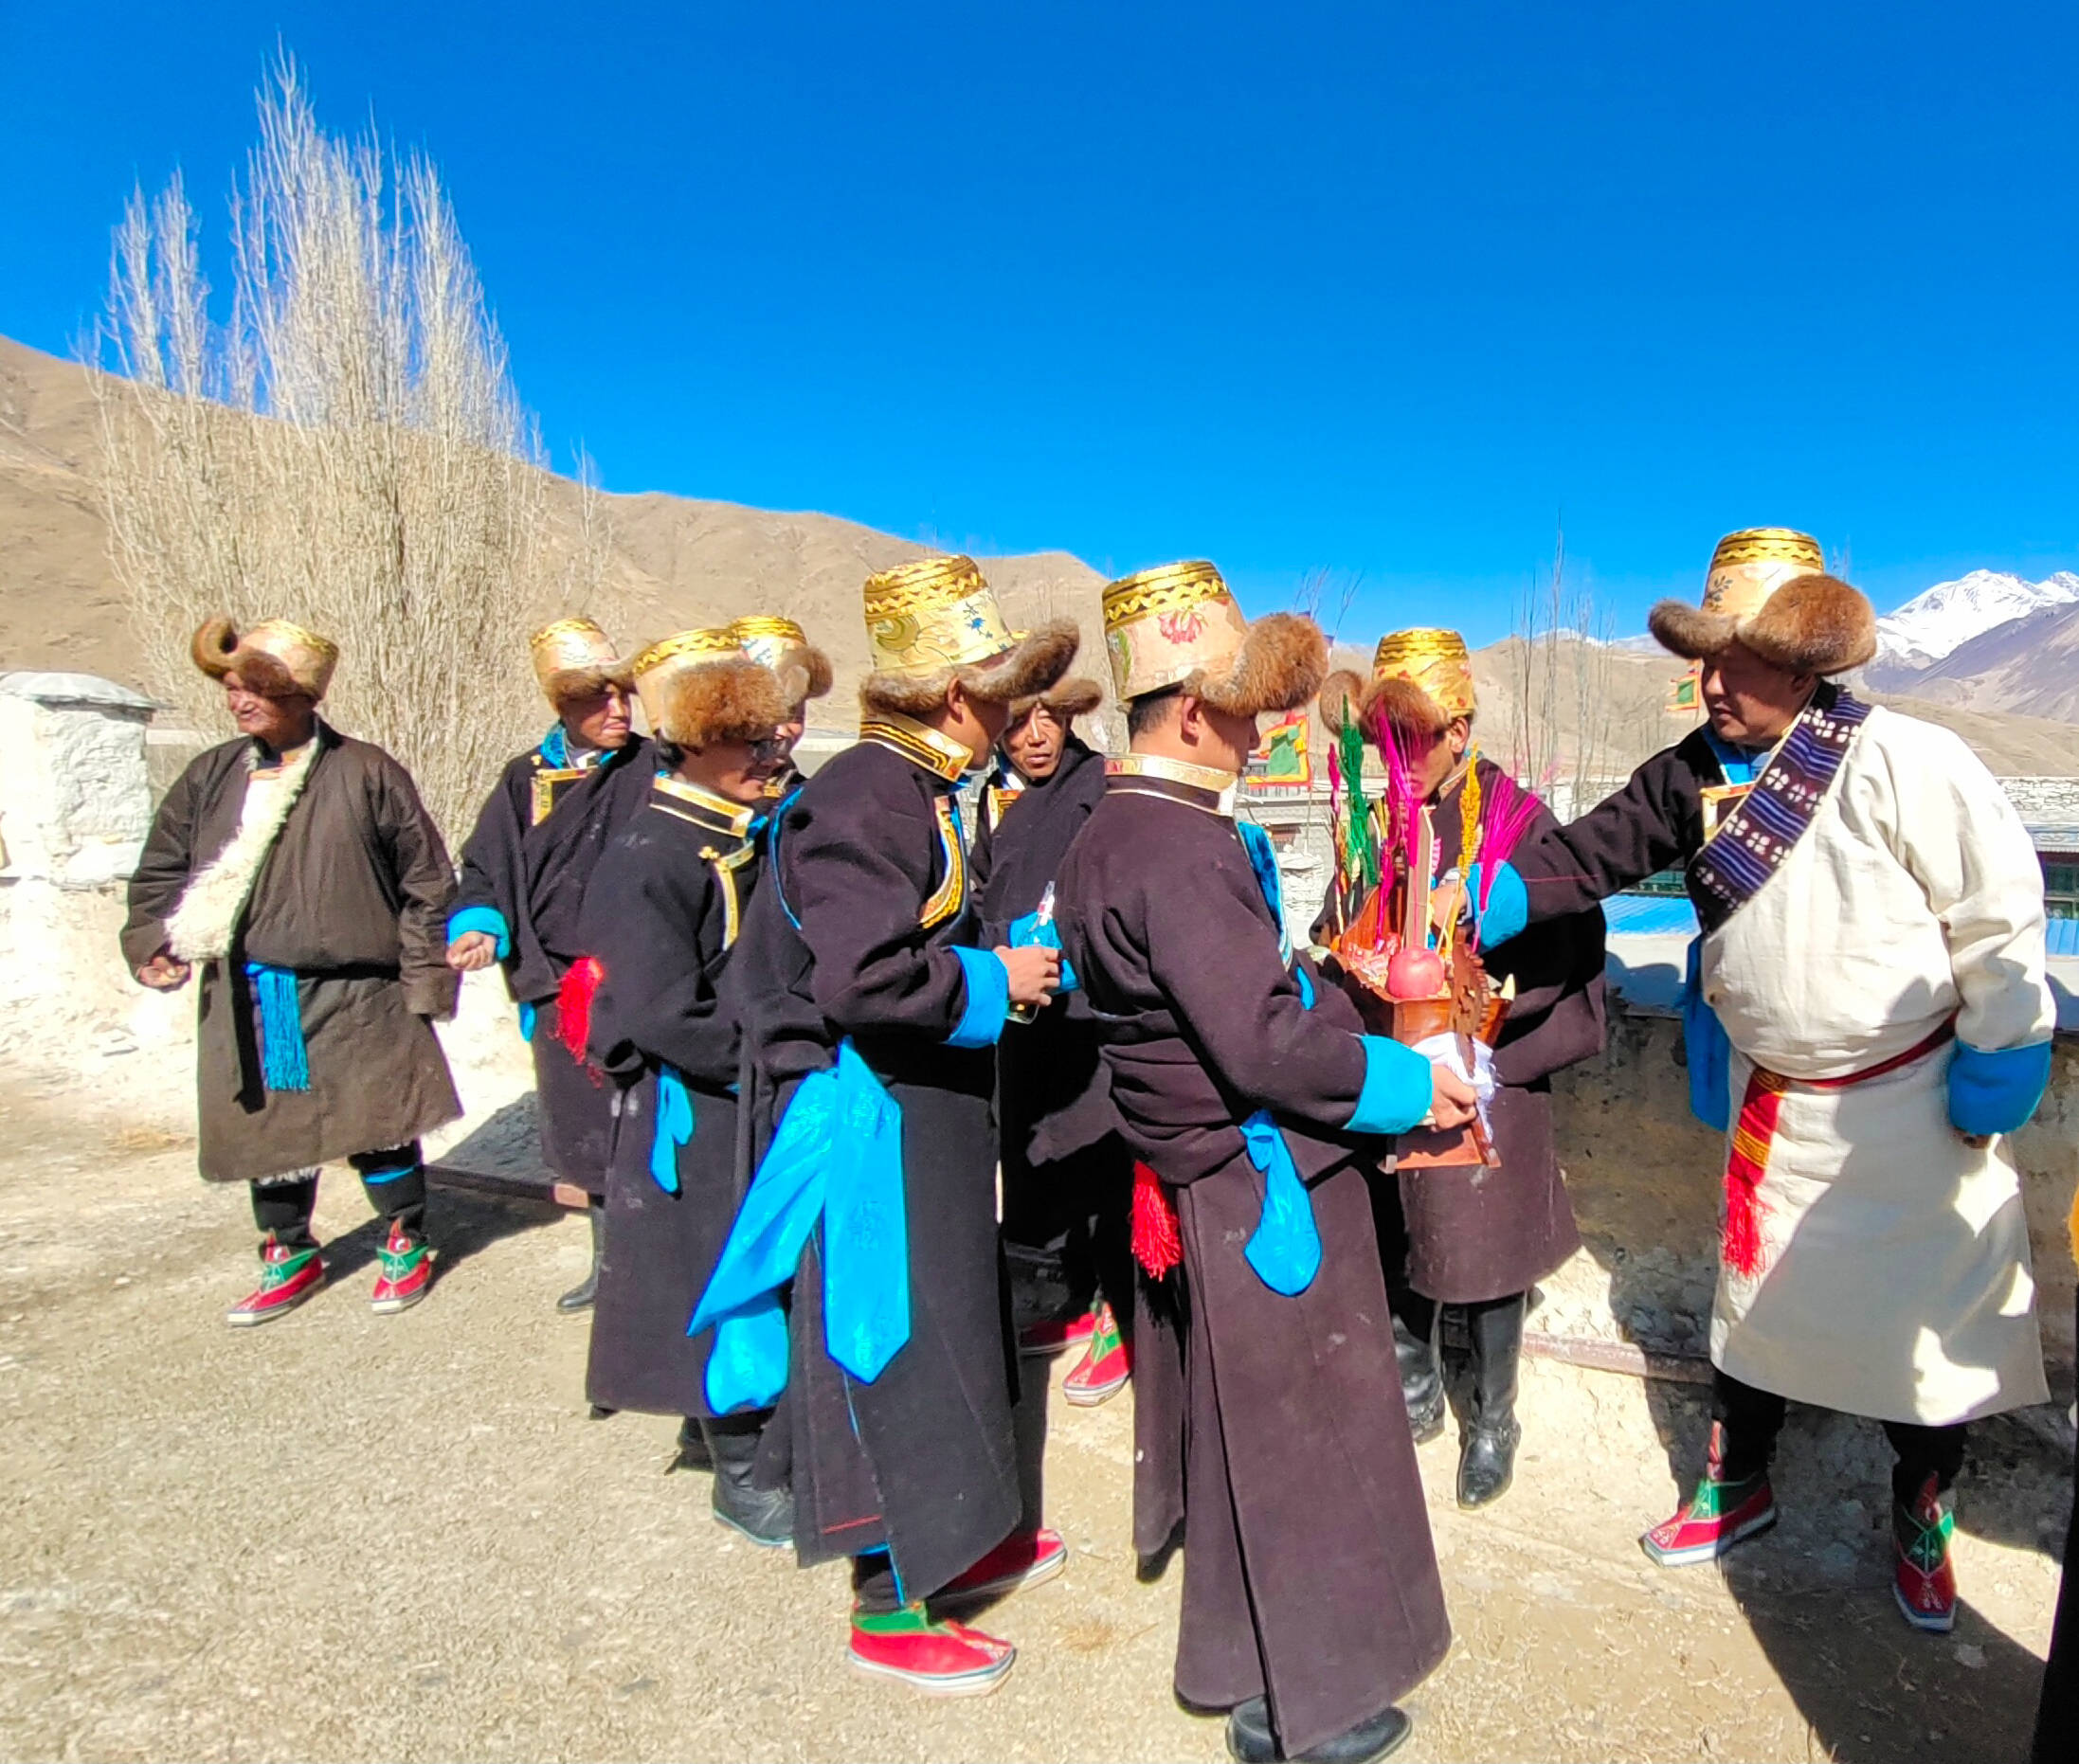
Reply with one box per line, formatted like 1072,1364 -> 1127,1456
557,1200 -> 605,1312
1392,1292 -> 1444,1445
669,1415 -> 713,1471
1457,1292 -> 1524,1508
1226,1694 -> 1413,1763
698,1413 -> 794,1547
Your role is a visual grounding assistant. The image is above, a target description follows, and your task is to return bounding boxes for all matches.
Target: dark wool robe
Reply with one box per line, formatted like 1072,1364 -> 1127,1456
578,776 -> 760,1419
1504,722 -> 1755,913
719,726 -> 1021,1599
968,737 -> 1126,1281
1320,758 -> 1605,1303
1054,767 -> 1451,1756
122,725 -> 461,1184
452,732 -> 655,1197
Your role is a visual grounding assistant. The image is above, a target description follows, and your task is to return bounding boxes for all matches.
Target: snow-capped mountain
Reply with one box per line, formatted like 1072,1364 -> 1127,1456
1874,569 -> 2079,669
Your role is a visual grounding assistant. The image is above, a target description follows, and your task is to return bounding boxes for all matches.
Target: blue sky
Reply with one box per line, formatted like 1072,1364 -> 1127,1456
4,3 -> 2076,641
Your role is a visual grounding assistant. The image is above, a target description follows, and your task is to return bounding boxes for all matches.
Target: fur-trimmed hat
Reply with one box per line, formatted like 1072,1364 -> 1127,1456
190,617 -> 338,701
1006,675 -> 1106,724
1648,529 -> 1875,675
1320,627 -> 1475,744
1101,561 -> 1327,717
632,629 -> 788,748
729,614 -> 834,709
858,554 -> 1079,716
531,619 -> 635,702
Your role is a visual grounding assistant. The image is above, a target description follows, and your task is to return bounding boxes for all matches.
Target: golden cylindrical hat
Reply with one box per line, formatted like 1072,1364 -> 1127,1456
1371,627 -> 1476,721
1702,528 -> 1825,625
630,627 -> 746,733
530,618 -> 631,700
861,555 -> 1017,679
190,617 -> 340,700
729,614 -> 808,674
1099,560 -> 1250,702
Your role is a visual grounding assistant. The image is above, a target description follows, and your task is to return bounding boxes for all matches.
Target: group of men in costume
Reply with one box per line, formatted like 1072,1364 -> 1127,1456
126,519 -> 2060,1763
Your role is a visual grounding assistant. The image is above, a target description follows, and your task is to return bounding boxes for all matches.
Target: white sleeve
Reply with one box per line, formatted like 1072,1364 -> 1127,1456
1887,718 -> 2054,1052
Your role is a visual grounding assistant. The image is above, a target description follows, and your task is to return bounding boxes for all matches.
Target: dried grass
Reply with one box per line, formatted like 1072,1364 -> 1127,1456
92,56 -> 614,837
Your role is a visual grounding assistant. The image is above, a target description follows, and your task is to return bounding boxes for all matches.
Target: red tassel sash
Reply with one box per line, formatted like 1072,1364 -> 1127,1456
1720,1016 -> 1958,1281
555,957 -> 604,1066
1130,1161 -> 1184,1280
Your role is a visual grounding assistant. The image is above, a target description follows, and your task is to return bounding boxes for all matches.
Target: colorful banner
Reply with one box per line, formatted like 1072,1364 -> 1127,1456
1249,711 -> 1311,789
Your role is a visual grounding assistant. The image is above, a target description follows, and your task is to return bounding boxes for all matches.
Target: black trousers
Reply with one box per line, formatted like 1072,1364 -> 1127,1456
1712,1368 -> 1966,1505
852,1550 -> 904,1615
1002,1134 -> 1133,1321
248,1143 -> 427,1247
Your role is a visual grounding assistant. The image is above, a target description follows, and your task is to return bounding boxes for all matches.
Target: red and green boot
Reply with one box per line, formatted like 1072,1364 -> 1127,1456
1892,1474 -> 1958,1633
848,1604 -> 1015,1696
226,1233 -> 325,1327
1062,1301 -> 1130,1407
1640,1424 -> 1778,1566
370,1221 -> 433,1315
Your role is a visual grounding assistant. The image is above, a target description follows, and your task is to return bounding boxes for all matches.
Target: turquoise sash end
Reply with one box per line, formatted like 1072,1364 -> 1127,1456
1682,937 -> 1732,1132
690,1040 -> 910,1413
245,963 -> 311,1093
1239,1109 -> 1321,1296
650,1066 -> 694,1193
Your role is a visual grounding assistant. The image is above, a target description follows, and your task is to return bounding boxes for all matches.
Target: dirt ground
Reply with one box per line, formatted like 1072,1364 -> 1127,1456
0,1049 -> 2070,1764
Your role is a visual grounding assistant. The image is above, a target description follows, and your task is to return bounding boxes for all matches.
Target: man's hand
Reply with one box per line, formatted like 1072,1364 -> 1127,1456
996,944 -> 1060,1009
1425,1063 -> 1478,1129
136,950 -> 191,992
446,931 -> 500,972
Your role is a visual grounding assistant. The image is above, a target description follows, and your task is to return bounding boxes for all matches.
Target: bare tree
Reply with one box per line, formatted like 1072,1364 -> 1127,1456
94,56 -> 614,836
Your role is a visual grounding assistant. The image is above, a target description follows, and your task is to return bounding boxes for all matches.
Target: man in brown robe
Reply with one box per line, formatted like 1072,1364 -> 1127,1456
123,619 -> 461,1326
446,619 -> 652,1311
1318,630 -> 1605,1508
1054,563 -> 1475,1764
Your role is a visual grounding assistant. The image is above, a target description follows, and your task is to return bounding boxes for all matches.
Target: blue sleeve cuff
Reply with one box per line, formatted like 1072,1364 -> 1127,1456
1948,1039 -> 2052,1137
1345,1035 -> 1435,1136
948,946 -> 1012,1049
446,905 -> 511,962
1471,861 -> 1528,951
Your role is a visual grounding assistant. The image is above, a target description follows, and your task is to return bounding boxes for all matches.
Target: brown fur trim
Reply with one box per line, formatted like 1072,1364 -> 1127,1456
1648,599 -> 1739,661
1317,669 -> 1368,730
1360,675 -> 1450,743
190,618 -> 304,698
859,620 -> 1080,716
1189,613 -> 1328,718
1739,574 -> 1877,675
543,662 -> 638,703
191,617 -> 240,679
1007,675 -> 1106,723
776,644 -> 834,705
654,657 -> 789,749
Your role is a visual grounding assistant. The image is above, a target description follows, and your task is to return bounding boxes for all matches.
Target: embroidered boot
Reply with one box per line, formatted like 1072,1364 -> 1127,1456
931,1527 -> 1069,1607
1063,1301 -> 1130,1407
1393,1295 -> 1445,1445
370,1221 -> 433,1314
557,1201 -> 606,1312
1640,1422 -> 1778,1565
1893,1473 -> 1958,1632
848,1604 -> 1016,1695
1018,1307 -> 1097,1358
226,1233 -> 325,1327
1456,1293 -> 1524,1509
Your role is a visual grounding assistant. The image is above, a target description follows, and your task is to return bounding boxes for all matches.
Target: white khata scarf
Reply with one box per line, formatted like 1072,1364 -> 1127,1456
166,738 -> 320,962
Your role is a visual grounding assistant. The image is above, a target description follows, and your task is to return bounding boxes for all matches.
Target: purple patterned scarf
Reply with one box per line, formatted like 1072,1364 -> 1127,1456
1687,686 -> 1871,935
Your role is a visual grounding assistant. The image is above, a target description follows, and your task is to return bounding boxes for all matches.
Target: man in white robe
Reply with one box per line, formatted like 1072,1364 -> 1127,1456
1477,527 -> 2055,1635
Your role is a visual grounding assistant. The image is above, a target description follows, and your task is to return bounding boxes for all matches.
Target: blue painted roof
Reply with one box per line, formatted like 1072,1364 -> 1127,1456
1603,894 -> 1700,937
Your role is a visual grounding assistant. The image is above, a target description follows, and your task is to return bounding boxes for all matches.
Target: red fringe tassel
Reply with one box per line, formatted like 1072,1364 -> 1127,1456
1721,1069 -> 1783,1279
555,957 -> 604,1067
1130,1161 -> 1184,1280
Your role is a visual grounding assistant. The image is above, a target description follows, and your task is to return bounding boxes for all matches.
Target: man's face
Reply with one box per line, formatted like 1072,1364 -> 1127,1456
1197,703 -> 1263,775
681,737 -> 788,804
772,702 -> 808,761
1003,705 -> 1065,781
1700,642 -> 1815,747
1392,715 -> 1471,800
224,675 -> 316,749
561,683 -> 633,750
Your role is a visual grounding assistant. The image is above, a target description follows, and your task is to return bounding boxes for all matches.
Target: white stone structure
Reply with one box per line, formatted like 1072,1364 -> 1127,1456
0,673 -> 156,887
